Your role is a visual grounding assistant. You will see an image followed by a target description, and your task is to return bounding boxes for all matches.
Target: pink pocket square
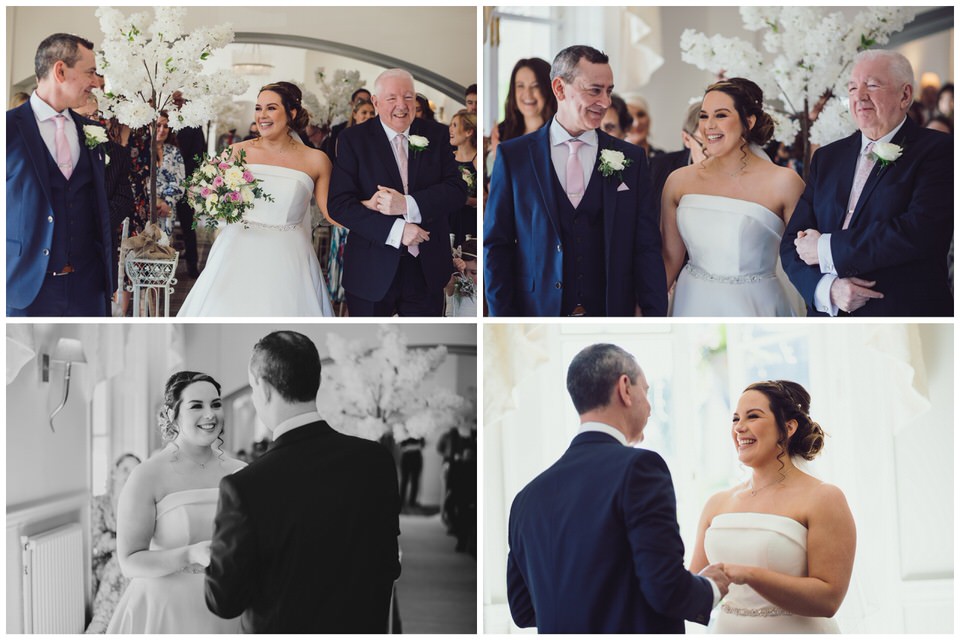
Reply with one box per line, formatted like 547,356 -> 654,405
617,182 -> 629,192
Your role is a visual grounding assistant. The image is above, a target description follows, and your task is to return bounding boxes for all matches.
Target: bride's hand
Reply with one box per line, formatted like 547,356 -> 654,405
187,540 -> 212,568
721,563 -> 751,585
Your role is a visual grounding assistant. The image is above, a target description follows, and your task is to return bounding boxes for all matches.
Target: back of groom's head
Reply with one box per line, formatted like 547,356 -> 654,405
551,45 -> 609,84
250,331 -> 321,403
35,33 -> 93,81
566,343 -> 641,415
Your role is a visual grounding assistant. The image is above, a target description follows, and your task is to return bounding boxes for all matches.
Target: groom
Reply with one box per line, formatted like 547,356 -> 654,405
781,49 -> 953,316
507,344 -> 728,633
7,33 -> 115,316
328,68 -> 466,316
205,331 -> 401,632
484,45 -> 668,316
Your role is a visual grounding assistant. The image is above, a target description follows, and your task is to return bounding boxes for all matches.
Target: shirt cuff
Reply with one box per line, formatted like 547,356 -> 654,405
708,577 -> 722,607
815,274 -> 840,316
386,219 -> 405,248
818,233 -> 837,275
403,195 -> 421,223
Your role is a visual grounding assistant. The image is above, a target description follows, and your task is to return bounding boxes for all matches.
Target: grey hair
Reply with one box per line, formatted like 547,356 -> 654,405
550,45 -> 609,84
374,68 -> 415,96
566,343 -> 642,415
682,100 -> 703,136
35,33 -> 94,81
852,50 -> 915,89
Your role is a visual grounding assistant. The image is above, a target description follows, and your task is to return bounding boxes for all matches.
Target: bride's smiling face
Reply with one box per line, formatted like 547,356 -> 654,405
700,90 -> 755,158
255,90 -> 293,139
175,381 -> 224,448
731,390 -> 791,467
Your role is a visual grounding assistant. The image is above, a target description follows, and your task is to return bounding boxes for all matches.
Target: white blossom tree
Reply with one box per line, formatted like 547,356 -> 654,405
314,67 -> 366,127
318,326 -> 467,442
680,7 -> 916,178
95,7 -> 247,223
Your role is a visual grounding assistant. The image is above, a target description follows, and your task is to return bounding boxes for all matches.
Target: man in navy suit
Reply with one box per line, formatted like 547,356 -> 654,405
507,344 -> 729,633
328,69 -> 465,316
781,49 -> 953,316
484,45 -> 668,316
7,33 -> 115,316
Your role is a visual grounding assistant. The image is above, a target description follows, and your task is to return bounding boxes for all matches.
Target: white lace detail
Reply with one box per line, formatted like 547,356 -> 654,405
683,263 -> 776,284
722,603 -> 793,618
242,219 -> 300,231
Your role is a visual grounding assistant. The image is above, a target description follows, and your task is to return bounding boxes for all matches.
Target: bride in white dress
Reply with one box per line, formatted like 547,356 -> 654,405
691,381 -> 856,633
661,78 -> 806,316
178,82 -> 334,317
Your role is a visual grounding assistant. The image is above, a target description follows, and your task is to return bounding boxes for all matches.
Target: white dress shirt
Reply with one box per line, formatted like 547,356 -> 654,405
271,410 -> 322,441
380,119 -> 423,249
550,118 -> 598,194
30,91 -> 80,172
813,117 -> 907,315
576,420 -> 723,607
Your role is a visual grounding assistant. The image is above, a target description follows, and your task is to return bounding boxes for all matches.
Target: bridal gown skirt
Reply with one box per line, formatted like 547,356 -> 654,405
705,512 -> 841,633
671,194 -> 801,317
177,164 -> 334,317
107,489 -> 240,633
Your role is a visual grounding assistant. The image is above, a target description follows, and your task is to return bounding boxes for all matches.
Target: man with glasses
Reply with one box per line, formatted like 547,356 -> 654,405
650,101 -> 705,221
485,45 -> 668,316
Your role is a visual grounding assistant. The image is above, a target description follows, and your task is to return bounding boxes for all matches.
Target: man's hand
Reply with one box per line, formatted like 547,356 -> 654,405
401,223 -> 430,247
830,276 -> 884,313
376,185 -> 407,216
699,562 -> 730,599
794,229 -> 822,266
360,192 -> 380,211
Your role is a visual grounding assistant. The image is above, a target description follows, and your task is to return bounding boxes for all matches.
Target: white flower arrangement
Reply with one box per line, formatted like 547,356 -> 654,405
82,124 -> 108,149
680,7 -> 916,175
871,142 -> 903,167
315,67 -> 366,127
598,149 -> 632,180
408,135 -> 429,153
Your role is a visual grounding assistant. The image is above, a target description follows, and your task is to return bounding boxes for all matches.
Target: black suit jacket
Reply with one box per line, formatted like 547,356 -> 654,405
650,148 -> 690,220
205,420 -> 401,633
781,117 -> 953,316
328,117 -> 466,302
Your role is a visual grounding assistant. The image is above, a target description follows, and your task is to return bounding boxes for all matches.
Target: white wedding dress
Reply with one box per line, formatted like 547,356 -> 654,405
704,512 -> 841,633
177,164 -> 334,317
670,194 -> 800,317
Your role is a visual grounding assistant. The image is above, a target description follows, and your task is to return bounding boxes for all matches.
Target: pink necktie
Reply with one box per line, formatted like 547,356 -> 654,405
565,139 -> 585,207
54,114 -> 73,179
842,142 -> 875,229
393,134 -> 418,256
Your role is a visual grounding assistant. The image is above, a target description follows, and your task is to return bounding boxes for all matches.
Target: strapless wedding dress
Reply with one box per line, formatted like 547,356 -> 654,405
671,194 -> 800,317
177,164 -> 334,317
704,512 -> 841,633
106,489 -> 240,633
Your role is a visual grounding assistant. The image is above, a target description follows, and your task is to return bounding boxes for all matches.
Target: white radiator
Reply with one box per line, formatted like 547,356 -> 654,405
20,523 -> 85,633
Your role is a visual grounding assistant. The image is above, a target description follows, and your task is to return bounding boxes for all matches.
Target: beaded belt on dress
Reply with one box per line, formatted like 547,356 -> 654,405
721,603 -> 793,617
683,263 -> 776,284
242,219 -> 299,231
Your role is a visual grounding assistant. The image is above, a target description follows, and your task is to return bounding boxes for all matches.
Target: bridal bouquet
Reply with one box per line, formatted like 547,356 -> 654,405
183,149 -> 273,229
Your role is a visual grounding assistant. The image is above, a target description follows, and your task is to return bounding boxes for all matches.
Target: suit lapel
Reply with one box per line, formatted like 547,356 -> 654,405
831,132 -> 861,230
596,130 -> 618,258
528,124 -> 561,238
370,119 -> 405,192
15,103 -> 55,207
849,118 -> 912,228
407,119 -> 423,193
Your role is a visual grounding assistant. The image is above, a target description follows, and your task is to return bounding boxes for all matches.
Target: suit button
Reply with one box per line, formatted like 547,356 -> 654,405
47,216 -> 54,223
557,244 -> 562,252
42,249 -> 50,256
555,281 -> 562,289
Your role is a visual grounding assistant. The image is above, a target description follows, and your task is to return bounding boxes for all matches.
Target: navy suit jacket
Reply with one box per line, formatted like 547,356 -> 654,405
507,432 -> 713,633
6,100 -> 115,310
484,123 -> 668,316
205,421 -> 401,633
328,117 -> 466,302
780,117 -> 953,316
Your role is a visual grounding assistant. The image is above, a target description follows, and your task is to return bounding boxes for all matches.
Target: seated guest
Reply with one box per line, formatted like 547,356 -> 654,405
623,93 -> 665,158
600,94 -> 632,139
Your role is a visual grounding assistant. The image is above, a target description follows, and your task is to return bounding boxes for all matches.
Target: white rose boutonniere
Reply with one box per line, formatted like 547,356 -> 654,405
598,148 -> 632,181
408,135 -> 429,154
870,142 -> 903,168
83,124 -> 108,149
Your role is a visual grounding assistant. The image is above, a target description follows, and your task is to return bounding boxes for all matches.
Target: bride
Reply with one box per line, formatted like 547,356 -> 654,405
108,372 -> 245,633
661,78 -> 805,316
690,380 -> 856,633
178,82 -> 334,316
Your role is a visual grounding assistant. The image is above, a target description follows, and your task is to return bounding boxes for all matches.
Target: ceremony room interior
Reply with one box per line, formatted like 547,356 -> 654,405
6,323 -> 476,633
483,323 -> 953,633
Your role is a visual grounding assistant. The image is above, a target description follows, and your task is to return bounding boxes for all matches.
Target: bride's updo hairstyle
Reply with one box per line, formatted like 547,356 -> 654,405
259,81 -> 311,135
744,380 -> 825,462
158,371 -> 222,443
704,77 -> 775,147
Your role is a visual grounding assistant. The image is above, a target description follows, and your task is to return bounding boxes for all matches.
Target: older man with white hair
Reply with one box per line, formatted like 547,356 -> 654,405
329,68 -> 466,316
781,49 -> 953,316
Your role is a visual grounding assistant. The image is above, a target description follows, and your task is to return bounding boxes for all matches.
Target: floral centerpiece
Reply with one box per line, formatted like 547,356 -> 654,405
183,149 -> 274,228
680,7 -> 916,178
95,7 -> 248,224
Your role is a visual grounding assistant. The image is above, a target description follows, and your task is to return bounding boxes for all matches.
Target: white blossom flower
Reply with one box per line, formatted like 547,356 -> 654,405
810,96 -> 856,146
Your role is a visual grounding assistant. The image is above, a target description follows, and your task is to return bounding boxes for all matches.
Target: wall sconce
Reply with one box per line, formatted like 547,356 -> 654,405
41,338 -> 86,433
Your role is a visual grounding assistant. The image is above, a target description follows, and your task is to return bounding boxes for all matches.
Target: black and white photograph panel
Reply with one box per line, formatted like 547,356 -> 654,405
6,323 -> 476,633
6,6 -> 478,318
483,323 -> 952,633
481,6 -> 953,317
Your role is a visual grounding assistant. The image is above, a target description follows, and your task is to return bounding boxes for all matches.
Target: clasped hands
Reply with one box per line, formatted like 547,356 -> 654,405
698,562 -> 748,600
360,187 -> 429,248
794,228 -> 883,313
